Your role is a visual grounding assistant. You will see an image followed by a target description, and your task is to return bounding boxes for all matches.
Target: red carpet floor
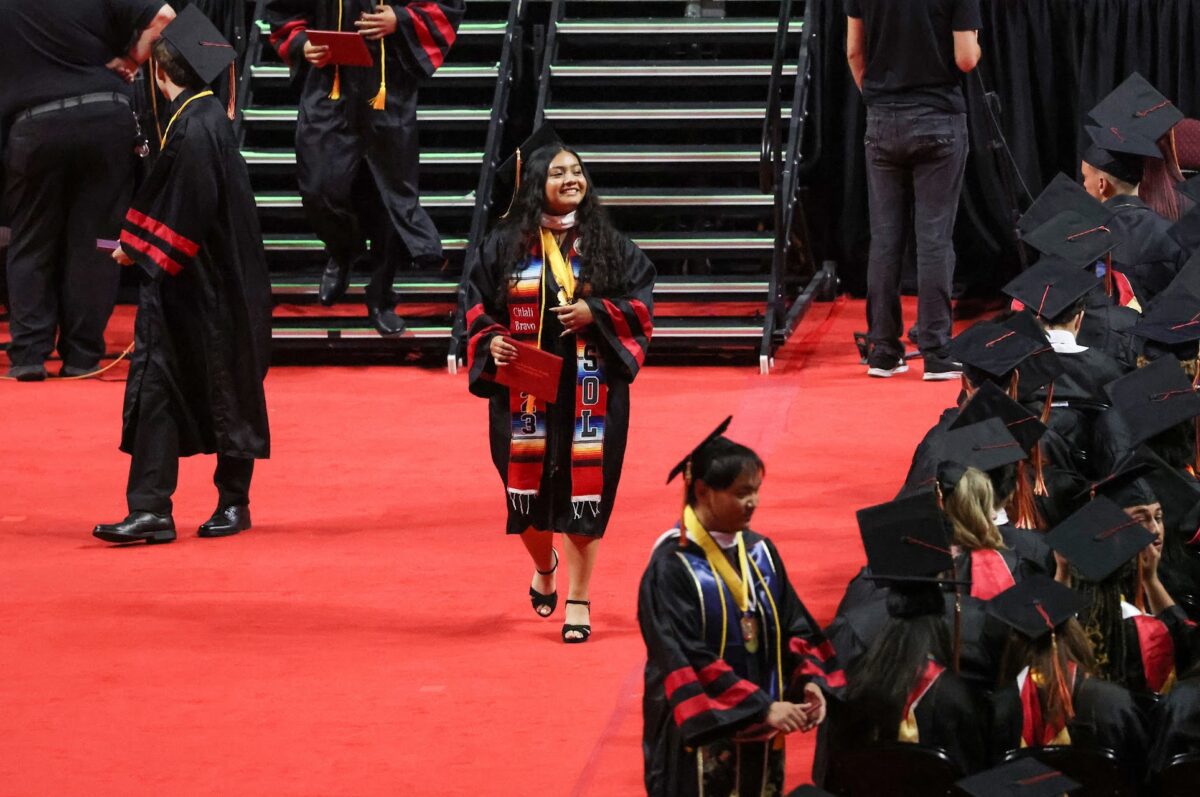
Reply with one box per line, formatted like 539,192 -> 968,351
0,297 -> 958,796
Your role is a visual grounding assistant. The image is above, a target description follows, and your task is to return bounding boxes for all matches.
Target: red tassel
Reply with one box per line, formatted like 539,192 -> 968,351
226,63 -> 236,121
1013,460 -> 1041,529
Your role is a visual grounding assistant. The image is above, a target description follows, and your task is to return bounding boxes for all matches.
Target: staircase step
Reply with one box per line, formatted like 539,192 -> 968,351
261,234 -> 769,254
268,276 -> 768,299
242,149 -> 485,167
551,61 -> 795,79
263,235 -> 468,252
250,63 -> 500,82
270,319 -> 764,342
544,103 -> 787,122
243,108 -> 491,125
254,19 -> 506,36
557,18 -> 783,35
254,189 -> 769,211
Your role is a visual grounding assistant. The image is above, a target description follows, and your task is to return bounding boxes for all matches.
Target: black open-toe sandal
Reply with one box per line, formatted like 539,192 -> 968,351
529,549 -> 559,618
562,599 -> 591,643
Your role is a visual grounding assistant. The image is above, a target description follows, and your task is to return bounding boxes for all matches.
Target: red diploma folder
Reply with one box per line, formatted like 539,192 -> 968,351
305,30 -> 374,67
493,338 -> 563,403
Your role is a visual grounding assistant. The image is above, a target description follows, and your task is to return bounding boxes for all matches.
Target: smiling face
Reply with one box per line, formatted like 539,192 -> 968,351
543,149 -> 587,215
1125,502 -> 1165,551
693,465 -> 764,534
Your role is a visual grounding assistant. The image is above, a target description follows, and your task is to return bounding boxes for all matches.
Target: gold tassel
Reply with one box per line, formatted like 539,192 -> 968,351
226,63 -> 236,121
150,56 -> 163,145
500,148 -> 523,219
329,67 -> 341,100
1048,633 -> 1075,723
1136,557 -> 1147,613
1031,383 -> 1054,497
369,46 -> 387,110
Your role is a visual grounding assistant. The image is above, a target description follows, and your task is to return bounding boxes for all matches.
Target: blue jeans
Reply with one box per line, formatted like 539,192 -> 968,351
864,105 -> 968,360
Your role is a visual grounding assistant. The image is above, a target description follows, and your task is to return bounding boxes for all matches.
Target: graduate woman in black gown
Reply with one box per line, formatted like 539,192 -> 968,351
464,128 -> 655,642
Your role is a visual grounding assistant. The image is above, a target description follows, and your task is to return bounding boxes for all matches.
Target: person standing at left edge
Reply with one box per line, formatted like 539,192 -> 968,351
93,6 -> 272,545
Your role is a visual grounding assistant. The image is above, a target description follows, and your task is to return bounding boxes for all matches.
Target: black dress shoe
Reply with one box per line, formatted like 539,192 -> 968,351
93,512 -> 176,544
7,364 -> 47,381
198,505 -> 251,538
60,364 -> 101,378
367,304 -> 406,336
318,258 -> 352,306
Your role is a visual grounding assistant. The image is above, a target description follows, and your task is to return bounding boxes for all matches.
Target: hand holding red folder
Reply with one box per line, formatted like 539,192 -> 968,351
493,338 -> 564,403
305,30 -> 374,67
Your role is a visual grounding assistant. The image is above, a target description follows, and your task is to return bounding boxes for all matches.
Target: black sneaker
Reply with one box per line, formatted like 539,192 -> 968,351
866,353 -> 909,378
922,356 -> 963,382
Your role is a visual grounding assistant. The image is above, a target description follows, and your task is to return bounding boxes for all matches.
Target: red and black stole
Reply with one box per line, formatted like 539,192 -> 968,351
505,230 -> 606,518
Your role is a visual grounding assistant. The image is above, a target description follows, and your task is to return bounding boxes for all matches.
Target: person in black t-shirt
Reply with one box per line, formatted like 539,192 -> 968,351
845,0 -> 982,382
0,0 -> 175,381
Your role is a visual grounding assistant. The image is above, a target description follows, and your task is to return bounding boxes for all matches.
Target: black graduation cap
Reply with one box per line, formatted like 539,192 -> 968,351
952,381 -> 1048,456
936,418 -> 1027,478
1003,260 -> 1101,321
1003,311 -> 1067,393
1082,124 -> 1161,186
857,492 -> 959,583
1154,249 -> 1200,302
1075,455 -> 1157,508
666,416 -> 732,484
956,757 -> 1082,797
986,575 -> 1091,641
1045,496 -> 1157,583
1022,210 -> 1121,268
1017,173 -> 1106,237
1131,290 -> 1200,346
496,123 -> 564,188
160,5 -> 237,85
1104,355 -> 1200,446
1087,72 -> 1183,145
950,321 -> 1048,383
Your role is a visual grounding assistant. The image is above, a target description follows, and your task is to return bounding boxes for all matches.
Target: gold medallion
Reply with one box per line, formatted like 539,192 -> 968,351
741,613 -> 759,654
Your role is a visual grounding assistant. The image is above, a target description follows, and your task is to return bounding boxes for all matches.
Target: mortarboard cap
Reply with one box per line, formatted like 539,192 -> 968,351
1087,72 -> 1183,145
1104,355 -> 1200,446
1153,250 -> 1200,302
160,5 -> 237,85
952,381 -> 1048,456
956,757 -> 1081,797
1075,455 -> 1157,508
1002,311 -> 1067,393
936,418 -> 1028,478
1022,209 -> 1122,268
497,123 -> 564,188
986,575 -> 1091,641
1131,290 -> 1200,346
1045,496 -> 1156,582
950,321 -> 1050,384
1082,124 -> 1161,186
1003,261 -> 1101,321
857,492 -> 960,584
667,416 -> 732,484
1018,174 -> 1106,237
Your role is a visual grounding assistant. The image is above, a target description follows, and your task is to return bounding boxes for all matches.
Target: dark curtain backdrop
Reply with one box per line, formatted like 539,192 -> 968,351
806,0 -> 1200,298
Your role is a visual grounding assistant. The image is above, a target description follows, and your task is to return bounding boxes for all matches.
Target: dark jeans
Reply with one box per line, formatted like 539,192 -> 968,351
864,104 -> 968,360
2,101 -> 136,369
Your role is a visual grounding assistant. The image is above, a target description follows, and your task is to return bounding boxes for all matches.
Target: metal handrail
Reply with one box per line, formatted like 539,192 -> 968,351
533,0 -> 566,126
236,1 -> 269,146
759,0 -> 795,195
448,0 -> 525,372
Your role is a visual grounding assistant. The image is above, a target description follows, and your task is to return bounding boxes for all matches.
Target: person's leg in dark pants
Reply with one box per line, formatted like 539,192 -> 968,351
125,367 -> 181,516
864,107 -> 913,372
199,455 -> 255,537
58,104 -> 136,373
2,114 -> 68,375
910,110 -> 968,376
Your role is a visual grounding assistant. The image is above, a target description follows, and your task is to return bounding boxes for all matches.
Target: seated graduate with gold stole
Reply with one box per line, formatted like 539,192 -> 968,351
638,418 -> 844,797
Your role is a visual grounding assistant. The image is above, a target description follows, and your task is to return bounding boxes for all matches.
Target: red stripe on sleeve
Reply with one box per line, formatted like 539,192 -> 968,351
413,2 -> 458,47
466,303 -> 485,330
697,660 -> 733,686
405,6 -> 446,71
629,299 -> 653,334
672,680 -> 760,726
269,20 -> 307,64
788,637 -> 837,663
664,667 -> 698,700
601,299 -> 646,365
126,209 -> 199,258
793,660 -> 847,688
120,230 -> 183,276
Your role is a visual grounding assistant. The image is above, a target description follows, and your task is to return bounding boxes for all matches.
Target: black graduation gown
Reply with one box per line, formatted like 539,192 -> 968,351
1148,677 -> 1200,774
639,530 -> 845,797
118,92 -> 271,459
989,675 -> 1149,777
464,228 -> 655,537
1105,195 -> 1187,304
1077,290 -> 1139,372
998,523 -> 1054,575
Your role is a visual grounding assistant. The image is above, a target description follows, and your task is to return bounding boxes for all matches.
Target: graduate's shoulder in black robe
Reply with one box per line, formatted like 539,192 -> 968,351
119,92 -> 271,459
1149,677 -> 1200,774
1105,195 -> 1186,302
1077,291 -> 1139,372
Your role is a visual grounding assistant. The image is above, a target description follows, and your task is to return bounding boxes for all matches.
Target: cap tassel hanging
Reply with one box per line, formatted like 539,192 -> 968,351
1006,371 -> 1041,529
328,0 -> 344,101
678,462 -> 692,548
226,62 -> 236,121
500,148 -> 523,219
1035,603 -> 1076,727
1192,367 -> 1200,476
1030,383 -> 1055,498
1104,253 -> 1114,298
369,46 -> 386,110
1135,557 -> 1147,613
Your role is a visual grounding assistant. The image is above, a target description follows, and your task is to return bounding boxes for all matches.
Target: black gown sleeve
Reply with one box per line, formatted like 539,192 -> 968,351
263,0 -> 313,70
918,674 -> 989,774
1071,678 -> 1150,780
582,236 -> 655,382
387,1 -> 466,77
463,233 -> 510,399
1148,679 -> 1200,774
119,117 -> 219,281
638,547 -> 774,747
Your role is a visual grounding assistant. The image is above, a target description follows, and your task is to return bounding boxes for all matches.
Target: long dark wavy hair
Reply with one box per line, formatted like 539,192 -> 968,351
1074,561 -> 1133,685
839,588 -> 951,746
491,145 -> 627,303
997,618 -> 1096,734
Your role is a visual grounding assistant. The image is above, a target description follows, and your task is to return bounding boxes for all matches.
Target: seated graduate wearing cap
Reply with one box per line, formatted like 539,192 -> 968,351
1147,662 -> 1200,775
94,7 -> 271,544
985,576 -> 1150,779
956,758 -> 1082,797
638,421 -> 843,797
827,493 -> 989,775
1046,495 -> 1197,698
1082,76 -> 1188,304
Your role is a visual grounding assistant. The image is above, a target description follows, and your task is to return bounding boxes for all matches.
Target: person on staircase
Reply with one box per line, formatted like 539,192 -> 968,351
264,1 -> 464,335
